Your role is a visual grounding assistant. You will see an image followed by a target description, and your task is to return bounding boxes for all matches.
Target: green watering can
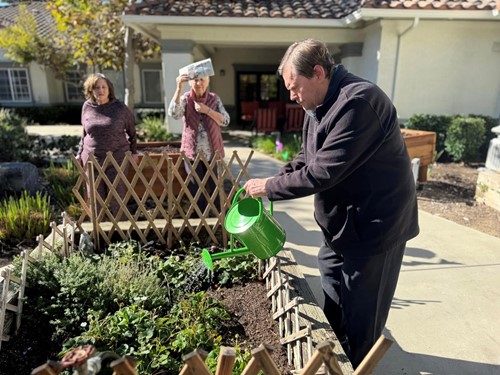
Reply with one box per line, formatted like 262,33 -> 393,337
201,187 -> 286,270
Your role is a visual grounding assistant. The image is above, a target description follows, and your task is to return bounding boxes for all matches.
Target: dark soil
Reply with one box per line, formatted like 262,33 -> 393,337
1,162 -> 498,374
207,283 -> 294,374
416,163 -> 500,238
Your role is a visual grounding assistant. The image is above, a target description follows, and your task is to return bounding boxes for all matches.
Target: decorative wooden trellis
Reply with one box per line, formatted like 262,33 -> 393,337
70,150 -> 253,249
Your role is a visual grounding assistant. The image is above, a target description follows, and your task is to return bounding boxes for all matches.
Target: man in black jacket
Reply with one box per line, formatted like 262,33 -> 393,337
244,39 -> 419,368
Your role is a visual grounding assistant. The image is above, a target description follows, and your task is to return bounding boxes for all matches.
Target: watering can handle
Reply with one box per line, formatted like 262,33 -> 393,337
233,187 -> 274,215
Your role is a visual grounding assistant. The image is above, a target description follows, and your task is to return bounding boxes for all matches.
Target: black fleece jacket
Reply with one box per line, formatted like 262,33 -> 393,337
266,65 -> 419,255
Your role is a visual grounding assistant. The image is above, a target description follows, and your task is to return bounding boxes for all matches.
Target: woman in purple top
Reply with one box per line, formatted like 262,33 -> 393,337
76,73 -> 138,219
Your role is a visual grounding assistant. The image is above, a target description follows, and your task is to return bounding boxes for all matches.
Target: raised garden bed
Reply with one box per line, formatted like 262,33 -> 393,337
401,129 -> 436,182
0,218 -> 359,374
126,141 -> 186,198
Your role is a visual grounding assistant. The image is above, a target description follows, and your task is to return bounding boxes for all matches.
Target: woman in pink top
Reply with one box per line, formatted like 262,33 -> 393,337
76,73 -> 138,219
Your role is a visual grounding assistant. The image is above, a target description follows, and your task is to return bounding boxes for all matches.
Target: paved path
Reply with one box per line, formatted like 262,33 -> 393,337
28,125 -> 500,374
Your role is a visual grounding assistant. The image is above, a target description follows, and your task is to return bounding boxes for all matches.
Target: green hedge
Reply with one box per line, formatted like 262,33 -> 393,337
7,105 -> 83,125
403,113 -> 496,163
445,116 -> 485,163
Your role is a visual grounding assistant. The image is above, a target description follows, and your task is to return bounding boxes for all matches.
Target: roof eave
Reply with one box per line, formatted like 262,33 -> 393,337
359,8 -> 500,21
122,14 -> 347,29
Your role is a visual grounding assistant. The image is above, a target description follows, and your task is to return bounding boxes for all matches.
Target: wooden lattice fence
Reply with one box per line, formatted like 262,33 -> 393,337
70,149 -> 253,249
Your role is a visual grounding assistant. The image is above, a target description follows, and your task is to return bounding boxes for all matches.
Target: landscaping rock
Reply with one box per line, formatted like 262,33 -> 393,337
0,162 -> 39,198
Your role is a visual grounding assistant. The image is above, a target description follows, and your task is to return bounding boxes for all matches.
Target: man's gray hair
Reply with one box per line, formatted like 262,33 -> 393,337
277,39 -> 335,79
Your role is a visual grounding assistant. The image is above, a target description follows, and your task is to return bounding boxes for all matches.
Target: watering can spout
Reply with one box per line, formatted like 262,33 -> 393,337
201,247 -> 253,270
202,187 -> 286,270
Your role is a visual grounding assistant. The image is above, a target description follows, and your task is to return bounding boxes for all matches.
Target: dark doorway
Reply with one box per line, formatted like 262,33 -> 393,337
234,64 -> 288,127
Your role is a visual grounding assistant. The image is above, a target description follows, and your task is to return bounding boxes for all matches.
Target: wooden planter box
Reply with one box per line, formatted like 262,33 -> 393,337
401,129 -> 436,182
127,141 -> 186,198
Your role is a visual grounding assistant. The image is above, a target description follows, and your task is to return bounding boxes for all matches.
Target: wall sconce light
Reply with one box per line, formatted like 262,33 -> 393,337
219,69 -> 225,77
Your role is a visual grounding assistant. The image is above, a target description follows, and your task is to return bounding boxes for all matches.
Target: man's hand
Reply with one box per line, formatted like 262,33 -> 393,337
244,178 -> 271,198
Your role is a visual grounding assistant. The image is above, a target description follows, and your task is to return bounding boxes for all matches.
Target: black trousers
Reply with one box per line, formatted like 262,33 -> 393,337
318,239 -> 406,369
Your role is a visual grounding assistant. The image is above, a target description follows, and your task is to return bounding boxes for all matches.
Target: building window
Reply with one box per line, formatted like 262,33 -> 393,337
142,69 -> 163,104
64,71 -> 84,102
0,68 -> 31,102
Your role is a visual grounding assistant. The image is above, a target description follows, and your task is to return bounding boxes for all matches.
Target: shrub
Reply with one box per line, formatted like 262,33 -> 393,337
136,107 -> 165,122
12,105 -> 82,125
251,135 -> 276,154
29,135 -> 80,167
467,114 -> 498,161
0,191 -> 53,242
42,161 -> 80,211
403,114 -> 453,160
445,116 -> 486,163
0,109 -> 30,162
137,116 -> 173,142
252,133 -> 302,162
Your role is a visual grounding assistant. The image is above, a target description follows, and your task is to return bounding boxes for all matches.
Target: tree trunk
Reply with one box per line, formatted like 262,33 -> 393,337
124,26 -> 135,116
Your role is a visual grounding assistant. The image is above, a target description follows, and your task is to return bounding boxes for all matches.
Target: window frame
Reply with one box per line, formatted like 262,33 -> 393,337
141,68 -> 164,104
0,67 -> 32,103
64,70 -> 85,102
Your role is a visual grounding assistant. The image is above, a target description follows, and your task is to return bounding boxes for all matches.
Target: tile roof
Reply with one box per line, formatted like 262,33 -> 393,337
363,0 -> 497,11
124,0 -> 499,18
0,2 -> 54,38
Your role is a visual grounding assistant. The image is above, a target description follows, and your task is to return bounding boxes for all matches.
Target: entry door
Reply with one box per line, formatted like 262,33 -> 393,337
237,71 -> 284,124
238,72 -> 279,102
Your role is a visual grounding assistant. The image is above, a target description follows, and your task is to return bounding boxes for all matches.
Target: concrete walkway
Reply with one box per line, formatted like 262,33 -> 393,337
27,125 -> 500,374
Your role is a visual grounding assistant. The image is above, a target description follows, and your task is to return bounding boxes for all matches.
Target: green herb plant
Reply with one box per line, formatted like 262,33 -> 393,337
0,191 -> 53,241
137,116 -> 173,142
43,161 -> 81,212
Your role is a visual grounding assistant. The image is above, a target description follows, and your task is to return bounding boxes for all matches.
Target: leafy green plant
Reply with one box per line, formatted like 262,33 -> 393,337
64,292 -> 230,374
0,108 -> 30,162
251,135 -> 276,154
274,133 -> 302,161
43,161 -> 80,210
168,292 -> 229,353
28,134 -> 81,167
137,116 -> 172,142
213,255 -> 259,286
445,116 -> 486,163
63,304 -> 179,373
0,191 -> 53,241
205,339 -> 252,374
